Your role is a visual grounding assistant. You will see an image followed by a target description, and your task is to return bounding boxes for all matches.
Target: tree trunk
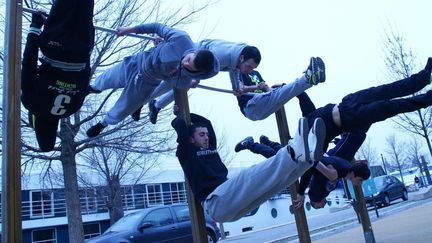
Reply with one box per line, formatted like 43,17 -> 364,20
60,121 -> 84,243
108,176 -> 124,225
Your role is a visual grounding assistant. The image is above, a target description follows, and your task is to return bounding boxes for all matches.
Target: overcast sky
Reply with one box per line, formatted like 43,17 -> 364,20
152,0 -> 432,170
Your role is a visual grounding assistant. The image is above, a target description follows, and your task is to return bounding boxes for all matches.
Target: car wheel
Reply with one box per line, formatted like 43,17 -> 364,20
207,230 -> 216,243
383,194 -> 390,207
402,189 -> 408,201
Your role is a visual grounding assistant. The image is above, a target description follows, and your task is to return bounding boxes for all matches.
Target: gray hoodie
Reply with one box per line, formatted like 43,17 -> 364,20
136,23 -> 219,89
197,39 -> 247,91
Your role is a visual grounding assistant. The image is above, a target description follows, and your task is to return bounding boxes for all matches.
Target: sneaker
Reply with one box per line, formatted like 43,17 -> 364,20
86,85 -> 102,95
149,99 -> 161,124
288,117 -> 310,163
304,57 -> 326,85
308,117 -> 326,162
234,136 -> 254,152
86,122 -> 106,137
259,135 -> 271,145
131,105 -> 143,121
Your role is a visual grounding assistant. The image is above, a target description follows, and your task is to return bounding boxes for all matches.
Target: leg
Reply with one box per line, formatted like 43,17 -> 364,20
204,146 -> 311,222
244,76 -> 312,120
40,0 -> 95,62
248,143 -> 277,158
260,135 -> 284,151
297,92 -> 316,117
342,91 -> 432,130
326,132 -> 366,161
341,62 -> 432,105
92,55 -> 139,91
33,116 -> 60,152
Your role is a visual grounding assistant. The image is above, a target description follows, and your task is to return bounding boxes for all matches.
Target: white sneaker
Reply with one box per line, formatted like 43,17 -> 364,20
289,117 -> 310,163
308,118 -> 326,162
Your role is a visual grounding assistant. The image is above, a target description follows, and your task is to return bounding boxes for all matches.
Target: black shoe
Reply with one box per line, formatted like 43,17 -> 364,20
234,136 -> 254,152
259,135 -> 271,145
86,122 -> 106,137
149,100 -> 161,124
86,85 -> 102,95
426,57 -> 432,72
131,105 -> 143,121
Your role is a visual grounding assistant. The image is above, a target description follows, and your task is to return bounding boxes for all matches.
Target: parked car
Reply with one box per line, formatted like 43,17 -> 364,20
365,175 -> 408,207
86,204 -> 220,243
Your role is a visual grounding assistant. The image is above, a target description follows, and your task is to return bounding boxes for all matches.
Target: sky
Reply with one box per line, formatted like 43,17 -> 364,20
156,0 -> 432,169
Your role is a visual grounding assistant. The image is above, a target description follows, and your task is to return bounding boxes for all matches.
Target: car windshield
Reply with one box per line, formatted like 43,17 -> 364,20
104,211 -> 144,233
374,176 -> 387,189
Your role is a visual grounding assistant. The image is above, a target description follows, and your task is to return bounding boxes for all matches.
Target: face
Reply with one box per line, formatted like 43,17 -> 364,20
238,56 -> 259,74
311,199 -> 327,209
181,52 -> 198,72
190,127 -> 209,149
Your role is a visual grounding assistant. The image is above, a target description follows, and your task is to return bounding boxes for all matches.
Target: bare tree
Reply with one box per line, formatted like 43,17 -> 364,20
16,0 -> 215,242
356,136 -> 379,165
382,27 -> 432,162
385,134 -> 409,184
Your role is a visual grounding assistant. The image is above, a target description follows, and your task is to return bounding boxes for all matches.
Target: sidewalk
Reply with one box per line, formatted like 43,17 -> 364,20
316,189 -> 432,243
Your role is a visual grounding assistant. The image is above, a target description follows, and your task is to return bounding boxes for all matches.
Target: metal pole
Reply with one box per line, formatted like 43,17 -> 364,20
2,0 -> 23,242
353,184 -> 376,243
173,89 -> 208,243
275,108 -> 311,243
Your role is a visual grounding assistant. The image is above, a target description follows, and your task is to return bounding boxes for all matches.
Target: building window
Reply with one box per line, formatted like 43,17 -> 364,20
31,191 -> 54,218
79,188 -> 97,214
122,186 -> 135,209
32,228 -> 56,243
146,184 -> 163,206
84,223 -> 101,239
169,182 -> 187,204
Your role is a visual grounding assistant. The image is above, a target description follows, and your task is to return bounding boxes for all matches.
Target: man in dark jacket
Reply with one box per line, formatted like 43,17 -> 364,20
172,112 -> 326,222
21,0 -> 95,151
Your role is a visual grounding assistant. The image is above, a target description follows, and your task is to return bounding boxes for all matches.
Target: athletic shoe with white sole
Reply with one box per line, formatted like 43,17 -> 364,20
288,117 -> 310,163
305,57 -> 326,85
308,117 -> 326,162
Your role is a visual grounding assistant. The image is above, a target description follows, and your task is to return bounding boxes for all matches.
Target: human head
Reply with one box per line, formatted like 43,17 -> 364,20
189,123 -> 209,149
346,163 -> 371,186
238,46 -> 261,74
182,49 -> 216,73
311,199 -> 327,209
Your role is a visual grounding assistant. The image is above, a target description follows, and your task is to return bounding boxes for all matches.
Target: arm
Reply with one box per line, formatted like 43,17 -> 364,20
315,162 -> 338,181
229,70 -> 242,95
190,113 -> 216,149
121,23 -> 187,41
171,116 -> 190,159
297,168 -> 314,196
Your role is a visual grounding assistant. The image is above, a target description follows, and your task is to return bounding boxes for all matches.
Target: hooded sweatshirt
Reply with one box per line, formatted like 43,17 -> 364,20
135,23 -> 220,89
197,39 -> 247,91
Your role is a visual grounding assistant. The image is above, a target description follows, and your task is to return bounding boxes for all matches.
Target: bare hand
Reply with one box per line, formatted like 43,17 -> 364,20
233,88 -> 244,97
173,104 -> 179,116
117,26 -> 134,37
258,82 -> 270,92
191,79 -> 200,88
294,194 -> 305,209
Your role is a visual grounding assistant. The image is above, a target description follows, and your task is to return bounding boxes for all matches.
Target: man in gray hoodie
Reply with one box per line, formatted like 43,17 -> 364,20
141,39 -> 261,124
86,23 -> 220,137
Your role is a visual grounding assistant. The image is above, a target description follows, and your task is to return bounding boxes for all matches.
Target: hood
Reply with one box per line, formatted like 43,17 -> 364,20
180,50 -> 220,80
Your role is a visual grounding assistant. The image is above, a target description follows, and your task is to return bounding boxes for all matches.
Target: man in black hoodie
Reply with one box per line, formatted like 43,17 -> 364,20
21,0 -> 95,151
172,111 -> 326,222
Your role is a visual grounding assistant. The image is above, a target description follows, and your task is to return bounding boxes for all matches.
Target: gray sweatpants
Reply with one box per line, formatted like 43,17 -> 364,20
244,75 -> 312,121
204,146 -> 312,222
93,54 -> 161,125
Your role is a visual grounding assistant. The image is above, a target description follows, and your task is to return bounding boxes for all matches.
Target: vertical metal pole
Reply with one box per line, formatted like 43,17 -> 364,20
2,0 -> 23,243
420,156 -> 432,185
275,108 -> 311,243
173,89 -> 208,243
353,184 -> 376,243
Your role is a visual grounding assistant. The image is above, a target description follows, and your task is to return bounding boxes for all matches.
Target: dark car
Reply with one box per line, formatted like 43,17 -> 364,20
86,204 -> 220,243
365,175 -> 408,207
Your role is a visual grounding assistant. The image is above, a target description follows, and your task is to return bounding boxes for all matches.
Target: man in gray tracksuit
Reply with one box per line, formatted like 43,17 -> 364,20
86,23 -> 220,137
144,39 -> 261,124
